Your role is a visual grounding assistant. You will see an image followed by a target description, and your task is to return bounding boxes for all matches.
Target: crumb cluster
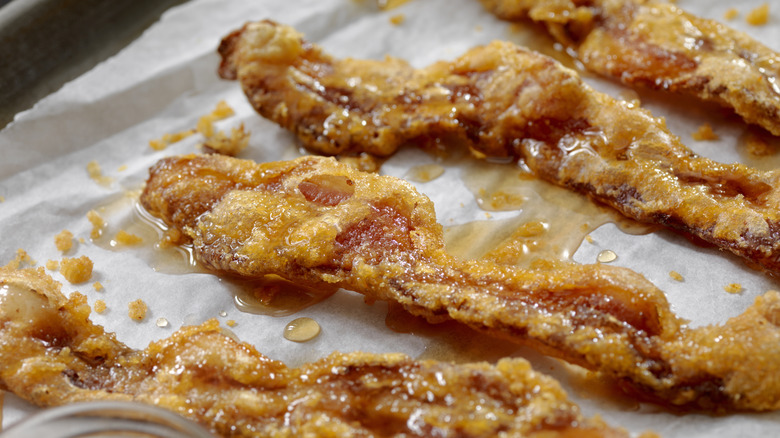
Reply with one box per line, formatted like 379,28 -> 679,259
60,255 -> 93,284
691,123 -> 719,141
746,3 -> 770,26
128,299 -> 148,321
54,229 -> 74,253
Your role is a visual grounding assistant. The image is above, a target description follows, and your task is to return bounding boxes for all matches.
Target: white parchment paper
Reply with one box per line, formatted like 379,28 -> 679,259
2,0 -> 780,435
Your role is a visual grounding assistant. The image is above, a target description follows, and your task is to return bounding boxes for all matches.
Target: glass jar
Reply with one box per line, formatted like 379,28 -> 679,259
0,401 -> 215,438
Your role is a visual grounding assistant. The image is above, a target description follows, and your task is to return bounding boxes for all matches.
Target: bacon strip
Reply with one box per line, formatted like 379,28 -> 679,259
217,20 -> 780,277
0,265 -> 625,437
480,0 -> 780,135
141,153 -> 780,410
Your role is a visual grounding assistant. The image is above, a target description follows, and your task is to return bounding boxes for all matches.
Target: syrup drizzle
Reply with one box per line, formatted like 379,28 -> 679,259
283,317 -> 322,342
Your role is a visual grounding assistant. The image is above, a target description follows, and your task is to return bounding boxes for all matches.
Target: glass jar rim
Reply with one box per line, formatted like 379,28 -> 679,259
0,401 -> 215,438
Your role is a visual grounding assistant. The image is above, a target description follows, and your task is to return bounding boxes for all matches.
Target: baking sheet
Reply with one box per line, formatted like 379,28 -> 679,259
2,0 -> 780,435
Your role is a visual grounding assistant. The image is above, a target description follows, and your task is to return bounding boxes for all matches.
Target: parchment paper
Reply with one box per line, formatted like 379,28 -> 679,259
2,0 -> 780,435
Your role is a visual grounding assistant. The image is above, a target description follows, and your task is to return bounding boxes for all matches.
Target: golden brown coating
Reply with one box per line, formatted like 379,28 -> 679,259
0,265 -> 626,437
480,0 -> 780,135
141,153 -> 780,410
217,20 -> 780,277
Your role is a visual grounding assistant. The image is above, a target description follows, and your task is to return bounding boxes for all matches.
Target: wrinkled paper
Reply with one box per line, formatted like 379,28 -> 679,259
2,0 -> 780,435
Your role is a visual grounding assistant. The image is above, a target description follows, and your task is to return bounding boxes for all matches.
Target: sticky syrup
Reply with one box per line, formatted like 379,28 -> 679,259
230,275 -> 338,317
92,194 -> 337,316
447,158 -> 652,267
597,250 -> 618,263
405,163 -> 445,183
283,317 -> 322,342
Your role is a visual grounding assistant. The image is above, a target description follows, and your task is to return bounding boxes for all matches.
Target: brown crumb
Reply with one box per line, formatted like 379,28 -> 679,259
723,8 -> 739,20
8,249 -> 36,269
226,319 -> 237,327
86,160 -> 113,186
724,283 -> 743,294
197,101 -> 235,138
585,235 -> 595,244
60,255 -> 93,284
114,230 -> 143,245
149,129 -> 195,151
54,229 -> 74,253
128,299 -> 148,321
0,196 -> 5,202
202,123 -> 250,156
669,271 -> 684,282
746,3 -> 770,26
46,260 -> 60,271
93,281 -> 104,292
691,123 -> 719,141
94,299 -> 107,314
377,0 -> 410,10
87,210 -> 106,239
389,14 -> 405,25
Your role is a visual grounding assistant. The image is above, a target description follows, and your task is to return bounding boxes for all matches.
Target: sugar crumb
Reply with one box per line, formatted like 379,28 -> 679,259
86,160 -> 113,186
46,260 -> 60,271
114,230 -> 143,246
94,299 -> 107,314
54,229 -> 74,253
87,210 -> 106,239
669,271 -> 684,282
202,123 -> 250,156
723,8 -> 739,20
585,235 -> 595,244
389,14 -> 405,25
149,129 -> 195,151
377,0 -> 410,9
60,256 -> 93,284
93,281 -> 104,292
724,283 -> 743,294
128,299 -> 148,321
226,319 -> 237,327
746,3 -> 770,26
117,164 -> 128,172
197,101 -> 235,138
691,123 -> 719,141
8,249 -> 36,269
0,196 -> 5,202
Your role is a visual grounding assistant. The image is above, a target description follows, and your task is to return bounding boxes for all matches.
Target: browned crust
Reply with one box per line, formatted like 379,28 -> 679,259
140,153 -> 780,411
480,0 -> 780,135
0,264 -> 626,437
217,20 -> 780,277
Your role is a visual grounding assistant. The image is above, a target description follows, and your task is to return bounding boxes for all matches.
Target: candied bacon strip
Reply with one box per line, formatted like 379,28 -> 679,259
141,153 -> 780,410
480,0 -> 780,135
217,20 -> 780,277
0,265 -> 626,437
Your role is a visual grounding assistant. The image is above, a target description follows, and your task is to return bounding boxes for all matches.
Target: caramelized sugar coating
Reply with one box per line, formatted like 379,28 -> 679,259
142,154 -> 780,410
218,20 -> 780,277
480,0 -> 780,135
0,265 -> 626,438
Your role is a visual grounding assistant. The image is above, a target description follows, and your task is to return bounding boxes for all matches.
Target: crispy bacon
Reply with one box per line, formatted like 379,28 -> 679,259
0,264 -> 626,437
480,0 -> 780,135
141,153 -> 780,410
217,20 -> 780,277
